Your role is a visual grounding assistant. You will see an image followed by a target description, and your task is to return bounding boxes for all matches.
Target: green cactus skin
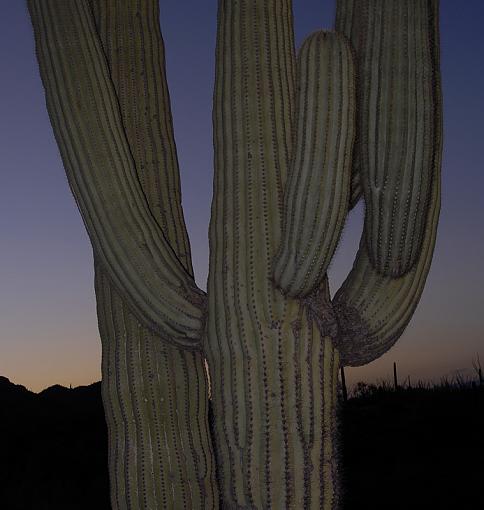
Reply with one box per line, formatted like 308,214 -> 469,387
95,262 -> 217,508
207,2 -> 342,507
274,31 -> 355,298
87,0 -> 194,276
333,0 -> 442,367
333,161 -> 441,366
28,0 -> 218,507
336,0 -> 442,277
28,0 -> 442,508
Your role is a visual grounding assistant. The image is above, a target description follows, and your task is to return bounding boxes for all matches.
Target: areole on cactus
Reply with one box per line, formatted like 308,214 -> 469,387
28,0 -> 441,508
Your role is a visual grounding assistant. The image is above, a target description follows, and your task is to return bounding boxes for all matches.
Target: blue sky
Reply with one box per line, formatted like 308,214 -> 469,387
1,0 -> 483,391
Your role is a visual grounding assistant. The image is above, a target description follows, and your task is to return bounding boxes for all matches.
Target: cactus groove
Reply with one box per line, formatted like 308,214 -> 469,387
28,0 -> 442,508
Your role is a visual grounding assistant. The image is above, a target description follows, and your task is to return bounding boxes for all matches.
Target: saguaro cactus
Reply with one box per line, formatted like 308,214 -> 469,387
28,1 -> 217,507
28,0 -> 441,508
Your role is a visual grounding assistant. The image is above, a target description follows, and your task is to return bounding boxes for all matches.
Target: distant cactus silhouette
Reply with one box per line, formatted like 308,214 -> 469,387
28,0 -> 441,508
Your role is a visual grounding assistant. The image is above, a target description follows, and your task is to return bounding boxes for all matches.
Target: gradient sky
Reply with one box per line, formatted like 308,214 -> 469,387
1,1 -> 483,392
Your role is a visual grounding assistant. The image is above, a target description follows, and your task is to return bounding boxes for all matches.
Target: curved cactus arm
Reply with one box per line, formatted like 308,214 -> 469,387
28,0 -> 205,348
273,31 -> 356,298
87,0 -> 194,277
336,0 -> 442,277
333,168 -> 440,366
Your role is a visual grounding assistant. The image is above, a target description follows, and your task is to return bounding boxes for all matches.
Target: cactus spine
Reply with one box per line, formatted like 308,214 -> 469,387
28,0 -> 441,508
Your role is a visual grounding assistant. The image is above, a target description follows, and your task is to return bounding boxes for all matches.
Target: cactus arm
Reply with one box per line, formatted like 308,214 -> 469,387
87,0 -> 194,277
28,0 -> 204,347
334,0 -> 442,366
336,0 -> 442,277
333,164 -> 440,366
273,31 -> 356,297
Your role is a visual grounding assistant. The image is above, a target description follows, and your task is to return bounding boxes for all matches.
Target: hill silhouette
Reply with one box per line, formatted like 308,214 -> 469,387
1,376 -> 482,509
0,377 -> 109,510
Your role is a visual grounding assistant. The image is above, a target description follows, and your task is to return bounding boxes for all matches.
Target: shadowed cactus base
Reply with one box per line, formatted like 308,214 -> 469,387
28,0 -> 441,508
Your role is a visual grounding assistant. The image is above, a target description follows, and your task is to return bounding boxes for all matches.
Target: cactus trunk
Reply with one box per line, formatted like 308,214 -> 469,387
207,2 -> 354,506
95,261 -> 217,508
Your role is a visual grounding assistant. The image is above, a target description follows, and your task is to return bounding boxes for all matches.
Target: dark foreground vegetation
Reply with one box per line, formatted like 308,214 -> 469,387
1,375 -> 482,509
341,380 -> 484,509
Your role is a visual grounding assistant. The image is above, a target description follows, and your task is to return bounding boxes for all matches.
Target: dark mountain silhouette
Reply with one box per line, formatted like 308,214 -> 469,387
0,376 -> 35,405
0,377 -> 109,510
1,376 -> 482,509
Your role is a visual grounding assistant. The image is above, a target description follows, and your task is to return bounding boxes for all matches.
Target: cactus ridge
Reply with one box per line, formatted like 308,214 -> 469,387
336,0 -> 441,277
274,30 -> 356,298
28,0 -> 205,348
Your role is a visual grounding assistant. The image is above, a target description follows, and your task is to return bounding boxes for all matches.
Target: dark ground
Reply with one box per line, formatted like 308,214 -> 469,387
1,375 -> 482,509
341,381 -> 484,509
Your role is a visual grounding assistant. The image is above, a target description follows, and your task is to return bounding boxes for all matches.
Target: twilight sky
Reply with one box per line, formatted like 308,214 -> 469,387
1,1 -> 483,392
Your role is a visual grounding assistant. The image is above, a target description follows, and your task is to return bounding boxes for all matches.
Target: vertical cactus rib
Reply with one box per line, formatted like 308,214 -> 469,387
273,30 -> 356,297
95,262 -> 218,509
336,0 -> 442,276
28,0 -> 205,347
209,0 -> 297,504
